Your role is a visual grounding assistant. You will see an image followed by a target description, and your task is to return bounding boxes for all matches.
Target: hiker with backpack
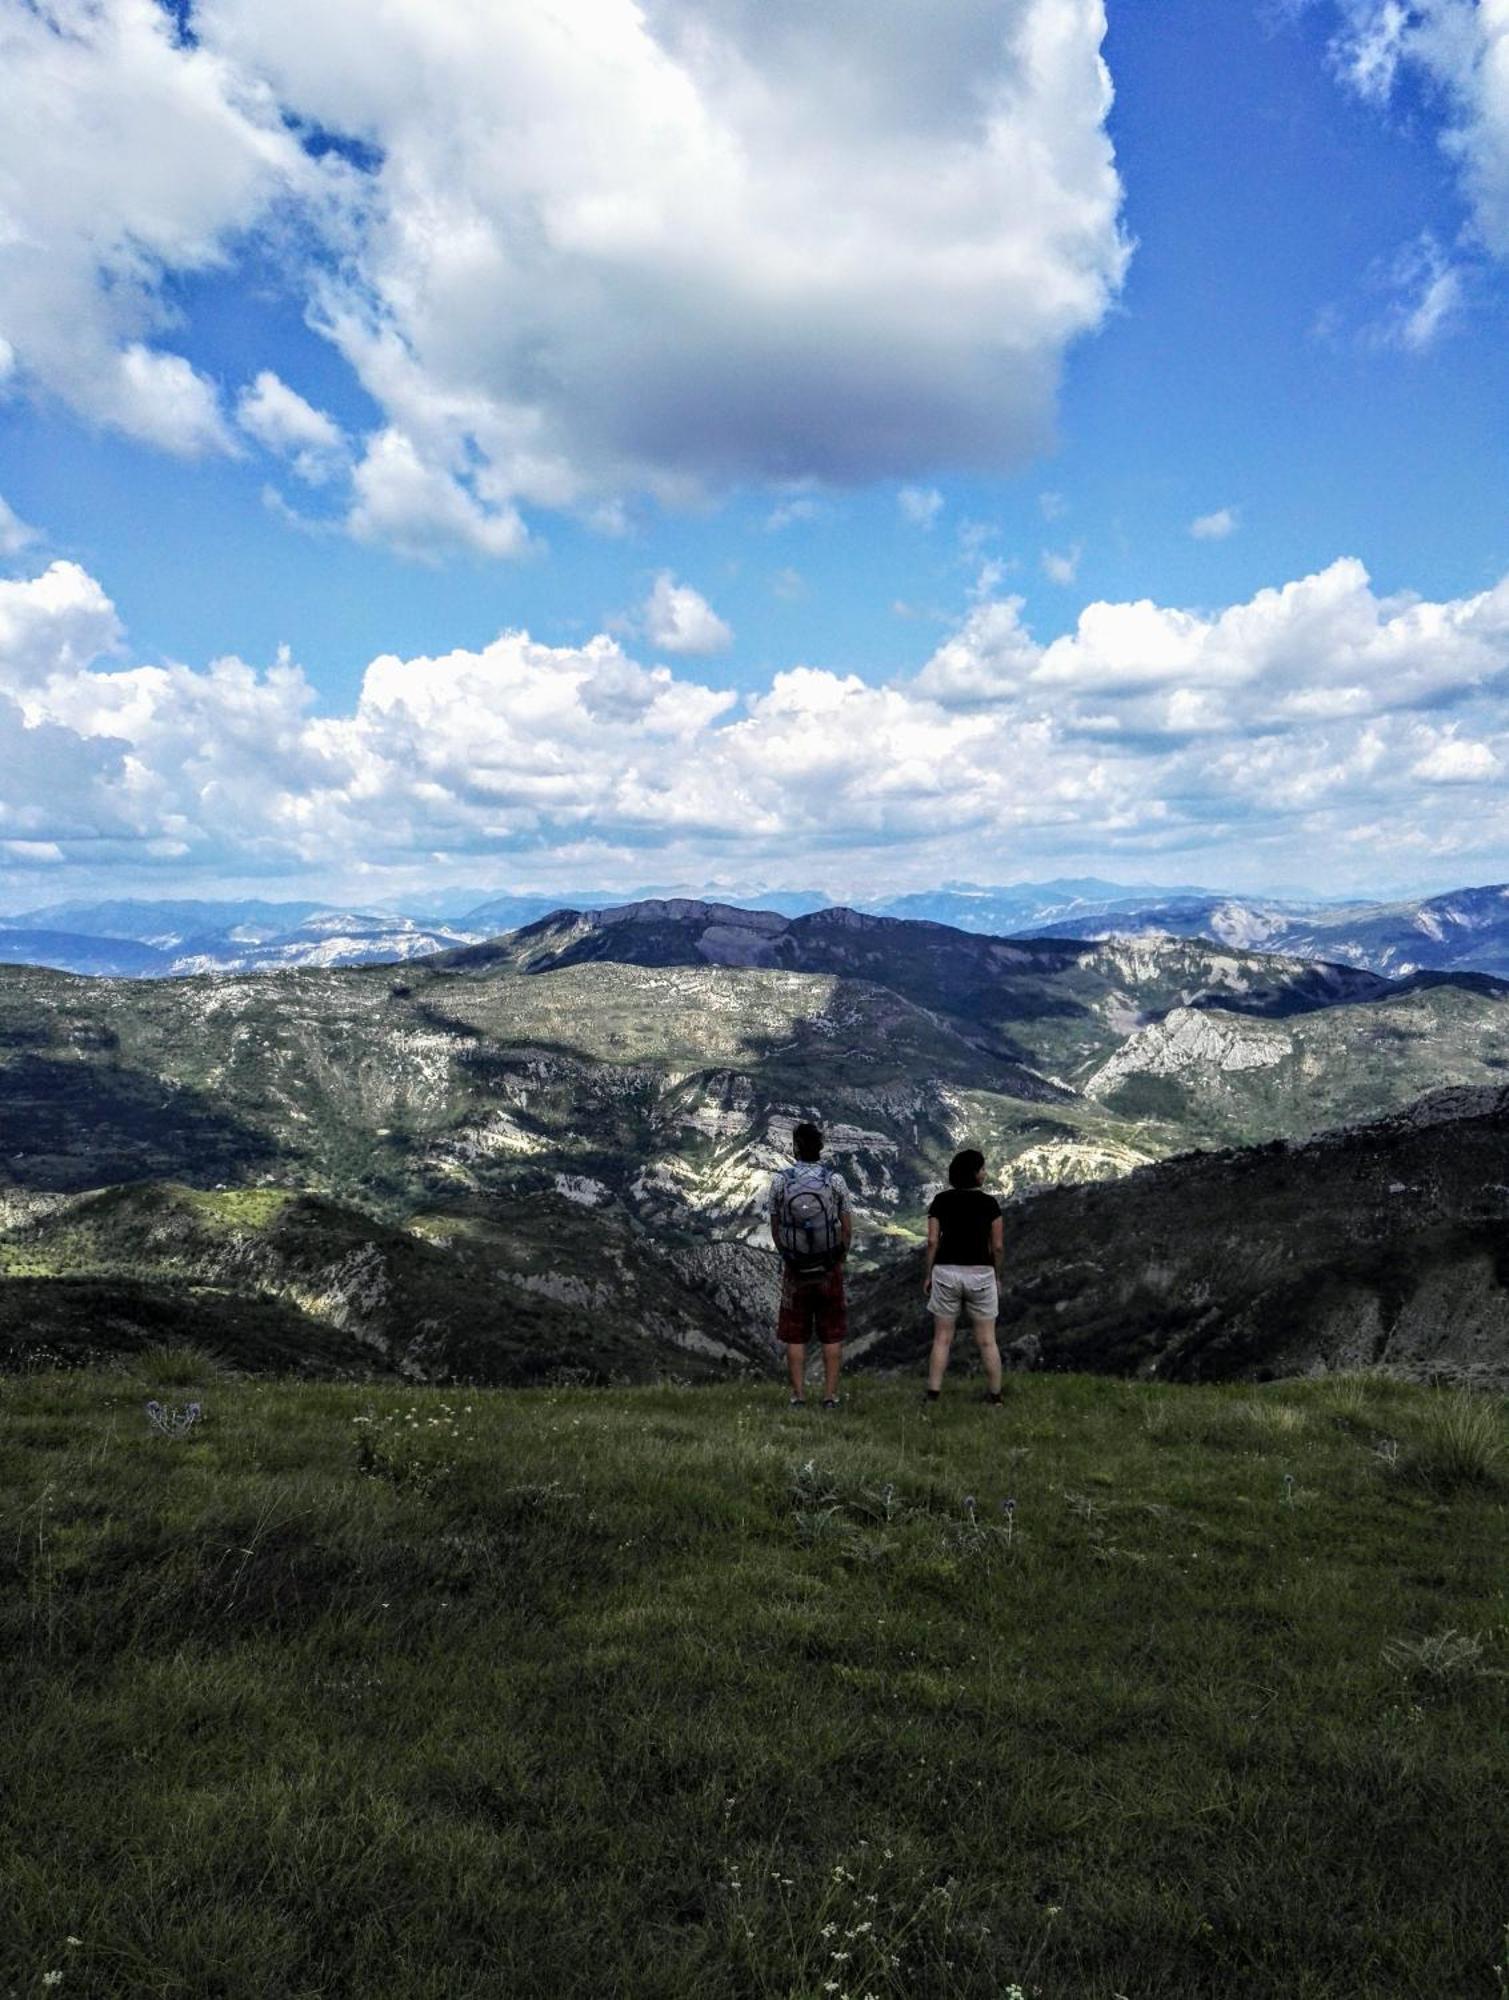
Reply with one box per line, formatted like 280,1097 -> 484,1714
922,1148 -> 1005,1406
768,1120 -> 853,1409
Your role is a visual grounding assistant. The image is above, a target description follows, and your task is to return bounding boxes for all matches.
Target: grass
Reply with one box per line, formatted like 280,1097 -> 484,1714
2,1359 -> 1506,1999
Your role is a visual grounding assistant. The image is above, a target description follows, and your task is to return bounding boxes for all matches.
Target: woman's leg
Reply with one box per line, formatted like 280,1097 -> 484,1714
928,1318 -> 956,1391
969,1317 -> 1003,1395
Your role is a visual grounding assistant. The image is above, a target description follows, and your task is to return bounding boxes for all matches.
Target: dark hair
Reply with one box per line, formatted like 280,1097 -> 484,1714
947,1148 -> 985,1188
792,1121 -> 823,1162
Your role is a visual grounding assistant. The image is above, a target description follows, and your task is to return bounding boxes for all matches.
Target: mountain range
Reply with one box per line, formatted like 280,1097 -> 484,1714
1,896 -> 1507,1386
8,877 -> 1509,980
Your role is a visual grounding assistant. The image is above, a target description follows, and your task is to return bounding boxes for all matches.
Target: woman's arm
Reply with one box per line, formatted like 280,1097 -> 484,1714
991,1215 -> 1004,1281
924,1215 -> 940,1293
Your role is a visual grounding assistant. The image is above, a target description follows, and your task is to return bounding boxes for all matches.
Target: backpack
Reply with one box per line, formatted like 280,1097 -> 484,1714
776,1164 -> 844,1278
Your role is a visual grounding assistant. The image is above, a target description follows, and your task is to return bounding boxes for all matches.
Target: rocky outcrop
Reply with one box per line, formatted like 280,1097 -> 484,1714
1087,1007 -> 1289,1097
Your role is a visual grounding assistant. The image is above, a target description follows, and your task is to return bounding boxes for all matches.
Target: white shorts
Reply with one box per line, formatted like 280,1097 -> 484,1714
929,1264 -> 999,1323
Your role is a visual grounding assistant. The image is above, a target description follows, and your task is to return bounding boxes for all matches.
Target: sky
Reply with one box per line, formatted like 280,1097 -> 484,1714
3,0 -> 1509,911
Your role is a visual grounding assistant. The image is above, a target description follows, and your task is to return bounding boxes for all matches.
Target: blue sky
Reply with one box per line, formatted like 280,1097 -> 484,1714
2,0 -> 1509,908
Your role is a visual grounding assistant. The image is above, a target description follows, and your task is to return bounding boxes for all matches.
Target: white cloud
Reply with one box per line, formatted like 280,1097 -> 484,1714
0,561 -> 123,686
237,370 -> 347,481
2,840 -> 65,865
3,0 -> 1130,533
970,558 -> 1010,600
1411,734 -> 1499,782
1332,3 -> 1509,261
642,573 -> 734,656
112,342 -> 237,458
765,496 -> 826,531
10,548 -> 1509,895
1330,0 -> 1412,101
918,555 -> 1509,737
0,496 -> 38,558
1190,507 -> 1238,540
898,486 -> 945,530
1042,545 -> 1083,585
913,597 -> 1040,704
347,429 -> 529,562
0,0 -> 318,454
1393,233 -> 1465,348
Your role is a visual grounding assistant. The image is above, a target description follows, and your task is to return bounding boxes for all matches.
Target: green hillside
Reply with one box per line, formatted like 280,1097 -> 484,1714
0,1181 -> 769,1382
3,1364 -> 1505,1999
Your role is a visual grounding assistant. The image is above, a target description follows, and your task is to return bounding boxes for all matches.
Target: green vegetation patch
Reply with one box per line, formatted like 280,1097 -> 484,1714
2,1369 -> 1506,1999
175,1187 -> 297,1231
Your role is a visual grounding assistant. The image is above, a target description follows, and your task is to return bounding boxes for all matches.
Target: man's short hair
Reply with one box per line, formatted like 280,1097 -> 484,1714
792,1121 -> 824,1161
948,1147 -> 985,1188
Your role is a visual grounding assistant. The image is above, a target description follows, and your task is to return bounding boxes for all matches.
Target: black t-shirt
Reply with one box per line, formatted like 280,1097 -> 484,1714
927,1187 -> 1002,1267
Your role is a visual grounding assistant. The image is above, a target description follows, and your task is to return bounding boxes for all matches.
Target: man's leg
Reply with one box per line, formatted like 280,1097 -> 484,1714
786,1341 -> 807,1399
970,1317 -> 1003,1396
821,1342 -> 842,1400
928,1318 -> 956,1392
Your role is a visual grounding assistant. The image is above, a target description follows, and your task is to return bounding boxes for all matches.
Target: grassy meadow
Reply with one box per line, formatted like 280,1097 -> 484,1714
2,1354 -> 1506,1999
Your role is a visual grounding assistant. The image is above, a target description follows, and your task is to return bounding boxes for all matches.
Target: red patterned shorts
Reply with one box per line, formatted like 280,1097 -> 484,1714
777,1262 -> 848,1345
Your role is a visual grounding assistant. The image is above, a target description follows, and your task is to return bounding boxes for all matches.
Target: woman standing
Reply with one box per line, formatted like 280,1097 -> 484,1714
922,1149 -> 1004,1404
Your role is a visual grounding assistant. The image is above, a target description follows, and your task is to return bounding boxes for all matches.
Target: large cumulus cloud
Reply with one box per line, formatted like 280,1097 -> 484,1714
4,552 -> 1509,895
2,0 -> 1129,539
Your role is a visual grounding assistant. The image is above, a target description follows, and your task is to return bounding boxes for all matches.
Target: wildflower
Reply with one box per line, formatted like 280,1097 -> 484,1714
42,1976 -> 64,1989
65,1940 -> 81,1949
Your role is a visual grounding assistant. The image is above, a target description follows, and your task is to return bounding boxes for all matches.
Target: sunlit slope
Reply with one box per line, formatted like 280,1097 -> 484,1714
2,910 -> 1509,1232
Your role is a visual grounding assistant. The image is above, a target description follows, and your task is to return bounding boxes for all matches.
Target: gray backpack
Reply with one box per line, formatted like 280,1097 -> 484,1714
779,1165 -> 843,1277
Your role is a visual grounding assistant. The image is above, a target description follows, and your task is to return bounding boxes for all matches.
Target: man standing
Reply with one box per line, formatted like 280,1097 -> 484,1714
769,1120 -> 853,1409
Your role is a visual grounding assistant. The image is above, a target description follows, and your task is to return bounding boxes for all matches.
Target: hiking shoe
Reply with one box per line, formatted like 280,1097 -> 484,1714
920,1389 -> 941,1405
986,1391 -> 1004,1406
788,1395 -> 807,1408
822,1396 -> 840,1411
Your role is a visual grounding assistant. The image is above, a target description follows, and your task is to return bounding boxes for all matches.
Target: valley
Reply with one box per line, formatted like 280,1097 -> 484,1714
2,899 -> 1508,1385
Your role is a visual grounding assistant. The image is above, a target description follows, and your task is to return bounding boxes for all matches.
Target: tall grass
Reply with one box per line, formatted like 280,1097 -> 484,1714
1,1367 -> 1505,1998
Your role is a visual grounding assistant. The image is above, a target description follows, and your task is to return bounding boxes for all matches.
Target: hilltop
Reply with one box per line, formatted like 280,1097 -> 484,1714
3,1365 -> 1504,1999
